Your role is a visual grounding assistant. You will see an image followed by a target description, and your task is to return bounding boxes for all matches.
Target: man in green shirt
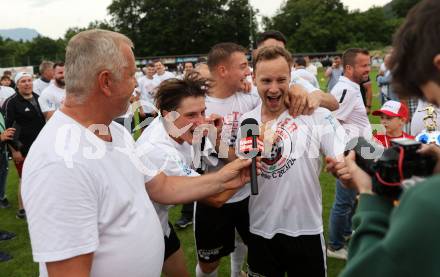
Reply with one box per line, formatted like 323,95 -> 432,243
327,0 -> 440,276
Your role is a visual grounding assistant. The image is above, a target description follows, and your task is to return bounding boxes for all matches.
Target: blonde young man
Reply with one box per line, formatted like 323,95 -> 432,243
241,46 -> 345,276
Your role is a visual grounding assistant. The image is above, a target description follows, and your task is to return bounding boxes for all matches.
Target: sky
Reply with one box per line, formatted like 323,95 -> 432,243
0,0 -> 391,39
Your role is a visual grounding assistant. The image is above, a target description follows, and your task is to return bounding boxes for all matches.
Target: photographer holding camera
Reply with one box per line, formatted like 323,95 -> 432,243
327,0 -> 440,276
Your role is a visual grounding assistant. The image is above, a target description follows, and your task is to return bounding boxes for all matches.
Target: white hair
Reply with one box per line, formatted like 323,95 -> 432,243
64,29 -> 134,102
39,61 -> 54,74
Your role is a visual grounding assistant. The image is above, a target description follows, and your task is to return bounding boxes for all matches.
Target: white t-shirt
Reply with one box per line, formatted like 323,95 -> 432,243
290,68 -> 319,93
153,71 -> 175,84
33,78 -> 51,95
239,105 -> 346,239
136,117 -> 199,237
0,85 -> 15,107
138,76 -> 159,113
22,111 -> 164,277
411,100 -> 440,136
205,92 -> 261,203
331,76 -> 372,140
291,68 -> 320,89
38,83 -> 66,113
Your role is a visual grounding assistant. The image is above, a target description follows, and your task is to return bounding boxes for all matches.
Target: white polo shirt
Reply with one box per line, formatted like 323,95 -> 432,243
331,76 -> 372,140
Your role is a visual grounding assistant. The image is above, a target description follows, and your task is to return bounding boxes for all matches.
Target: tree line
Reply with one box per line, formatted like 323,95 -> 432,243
0,0 -> 420,68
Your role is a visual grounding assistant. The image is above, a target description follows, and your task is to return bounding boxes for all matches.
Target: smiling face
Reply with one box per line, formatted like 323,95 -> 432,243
17,76 -> 33,97
154,61 -> 165,75
167,96 -> 206,144
353,54 -> 371,83
254,56 -> 291,117
146,65 -> 155,78
223,51 -> 251,92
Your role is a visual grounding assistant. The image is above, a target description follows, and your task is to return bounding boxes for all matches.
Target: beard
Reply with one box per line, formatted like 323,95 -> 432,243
55,78 -> 65,87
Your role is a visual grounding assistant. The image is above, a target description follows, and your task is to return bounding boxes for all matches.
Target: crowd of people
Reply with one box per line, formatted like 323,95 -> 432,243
0,0 -> 439,276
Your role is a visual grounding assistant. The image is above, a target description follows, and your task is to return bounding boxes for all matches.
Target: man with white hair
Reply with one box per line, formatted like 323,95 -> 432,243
21,29 -> 254,277
33,61 -> 54,95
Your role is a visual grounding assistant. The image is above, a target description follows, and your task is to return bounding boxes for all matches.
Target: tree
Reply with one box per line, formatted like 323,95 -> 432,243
265,0 -> 351,53
64,20 -> 113,42
338,7 -> 401,51
0,37 -> 29,67
392,0 -> 422,17
107,0 -> 257,56
24,36 -> 66,65
264,0 -> 403,53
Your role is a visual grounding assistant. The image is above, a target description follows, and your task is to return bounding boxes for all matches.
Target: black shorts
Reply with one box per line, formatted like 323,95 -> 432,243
164,222 -> 181,261
195,197 -> 250,263
247,232 -> 326,277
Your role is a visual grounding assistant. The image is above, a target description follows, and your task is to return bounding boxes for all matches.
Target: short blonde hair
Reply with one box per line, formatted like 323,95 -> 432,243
65,29 -> 133,102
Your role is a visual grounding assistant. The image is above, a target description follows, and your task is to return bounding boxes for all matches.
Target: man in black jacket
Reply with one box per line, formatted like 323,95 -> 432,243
2,72 -> 45,219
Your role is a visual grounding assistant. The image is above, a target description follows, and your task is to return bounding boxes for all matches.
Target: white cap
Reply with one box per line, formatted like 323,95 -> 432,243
14,72 -> 32,84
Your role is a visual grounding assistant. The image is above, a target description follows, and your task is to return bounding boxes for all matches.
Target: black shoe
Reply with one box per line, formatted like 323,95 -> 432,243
0,198 -> 10,209
175,217 -> 193,229
0,251 -> 12,262
0,231 -> 16,241
16,209 -> 26,220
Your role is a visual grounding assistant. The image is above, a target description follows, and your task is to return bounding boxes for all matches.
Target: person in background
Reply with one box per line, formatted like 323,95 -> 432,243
372,100 -> 414,147
0,110 -> 15,208
0,79 -> 15,107
327,48 -> 372,260
325,56 -> 343,92
3,72 -> 46,220
153,60 -> 175,84
292,56 -> 320,88
33,61 -> 54,95
0,76 -> 12,88
2,71 -> 16,89
305,56 -> 318,77
38,62 -> 66,121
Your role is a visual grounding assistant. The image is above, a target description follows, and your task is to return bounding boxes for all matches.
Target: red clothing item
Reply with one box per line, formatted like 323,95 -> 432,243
373,132 -> 415,148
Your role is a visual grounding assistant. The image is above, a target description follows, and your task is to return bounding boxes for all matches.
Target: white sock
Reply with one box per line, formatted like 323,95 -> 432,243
196,263 -> 218,277
230,235 -> 247,277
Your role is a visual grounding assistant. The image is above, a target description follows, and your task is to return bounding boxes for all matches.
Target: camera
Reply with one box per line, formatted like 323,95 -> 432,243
346,137 -> 436,198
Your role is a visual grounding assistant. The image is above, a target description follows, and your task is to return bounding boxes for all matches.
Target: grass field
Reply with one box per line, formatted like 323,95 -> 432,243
0,69 -> 381,276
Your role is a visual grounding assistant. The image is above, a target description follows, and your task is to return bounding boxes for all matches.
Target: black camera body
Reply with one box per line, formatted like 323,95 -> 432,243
347,137 -> 435,198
